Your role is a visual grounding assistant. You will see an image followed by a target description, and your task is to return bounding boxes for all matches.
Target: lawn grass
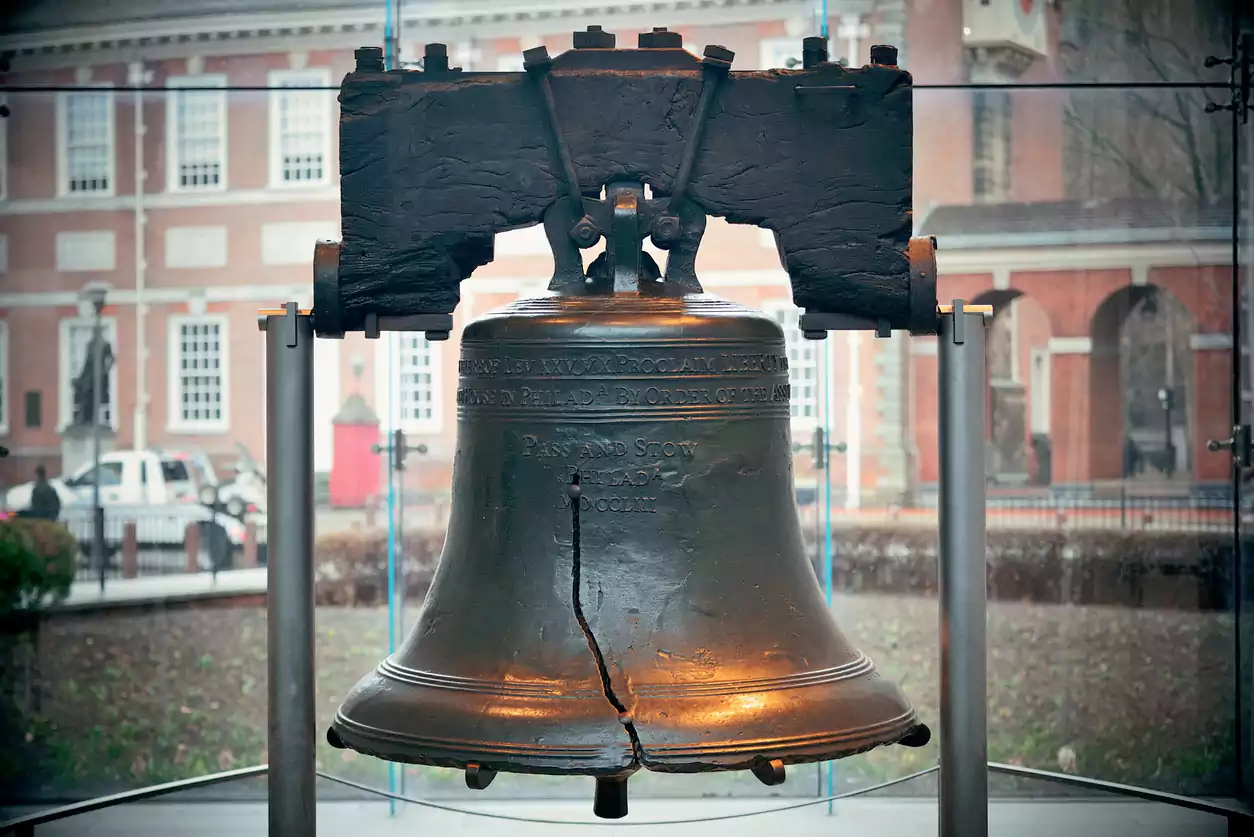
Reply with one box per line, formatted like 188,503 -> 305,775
1,592 -> 1236,803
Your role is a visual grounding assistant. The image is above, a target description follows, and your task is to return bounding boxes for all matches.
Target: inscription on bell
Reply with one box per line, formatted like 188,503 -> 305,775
458,352 -> 788,378
557,494 -> 659,514
522,435 -> 699,459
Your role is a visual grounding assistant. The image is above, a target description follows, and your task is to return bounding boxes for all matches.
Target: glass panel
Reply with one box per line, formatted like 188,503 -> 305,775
916,85 -> 1236,797
0,4 -> 1242,828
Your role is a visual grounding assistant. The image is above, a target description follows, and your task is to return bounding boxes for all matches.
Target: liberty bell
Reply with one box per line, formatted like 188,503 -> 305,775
327,32 -> 932,820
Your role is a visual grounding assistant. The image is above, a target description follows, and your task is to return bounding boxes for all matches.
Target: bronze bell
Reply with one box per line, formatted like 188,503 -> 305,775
329,272 -> 929,816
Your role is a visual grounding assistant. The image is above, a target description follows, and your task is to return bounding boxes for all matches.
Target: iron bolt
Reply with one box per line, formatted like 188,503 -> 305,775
869,44 -> 898,67
651,213 -> 683,247
354,46 -> 384,73
702,44 -> 735,71
569,216 -> 602,248
639,27 -> 683,49
424,42 -> 450,73
574,25 -> 616,49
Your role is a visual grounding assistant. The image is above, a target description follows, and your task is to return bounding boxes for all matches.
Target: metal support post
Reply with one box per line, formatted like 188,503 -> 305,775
262,304 -> 316,837
937,300 -> 990,837
89,295 -> 106,593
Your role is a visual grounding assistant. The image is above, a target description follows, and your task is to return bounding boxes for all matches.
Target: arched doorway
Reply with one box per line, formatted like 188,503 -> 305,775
974,290 -> 1054,486
1089,285 -> 1194,483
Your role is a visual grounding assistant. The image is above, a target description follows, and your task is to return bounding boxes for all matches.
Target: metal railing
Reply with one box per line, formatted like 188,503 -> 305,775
53,506 -> 268,582
2,762 -> 1249,835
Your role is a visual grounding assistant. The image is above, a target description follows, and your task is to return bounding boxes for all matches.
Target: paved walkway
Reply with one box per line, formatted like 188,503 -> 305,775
58,567 -> 267,610
7,798 -> 1231,836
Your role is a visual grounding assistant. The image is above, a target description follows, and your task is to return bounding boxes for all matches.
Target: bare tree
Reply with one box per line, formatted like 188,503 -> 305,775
1059,0 -> 1231,207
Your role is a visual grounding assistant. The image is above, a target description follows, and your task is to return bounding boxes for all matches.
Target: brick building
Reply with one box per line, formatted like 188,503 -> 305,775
0,0 -> 1234,502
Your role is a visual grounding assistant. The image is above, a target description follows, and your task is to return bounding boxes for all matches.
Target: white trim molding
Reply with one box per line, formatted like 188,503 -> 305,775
165,226 -> 228,269
936,243 -> 1231,274
165,74 -> 228,194
55,230 -> 116,272
1189,333 -> 1233,351
267,68 -> 334,190
56,84 -> 116,198
0,186 -> 339,215
166,313 -> 231,434
0,283 -> 307,309
0,1 -> 809,70
1048,337 -> 1092,355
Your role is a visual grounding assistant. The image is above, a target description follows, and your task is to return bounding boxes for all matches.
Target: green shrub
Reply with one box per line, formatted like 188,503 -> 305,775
0,518 -> 77,616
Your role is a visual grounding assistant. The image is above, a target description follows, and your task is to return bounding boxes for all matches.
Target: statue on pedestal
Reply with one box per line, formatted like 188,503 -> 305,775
70,333 -> 114,427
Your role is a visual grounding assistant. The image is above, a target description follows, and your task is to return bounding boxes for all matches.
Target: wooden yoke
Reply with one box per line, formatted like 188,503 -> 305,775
313,29 -> 936,340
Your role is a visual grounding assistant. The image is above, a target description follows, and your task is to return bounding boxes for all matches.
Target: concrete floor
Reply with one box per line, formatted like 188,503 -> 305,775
7,798 -> 1233,836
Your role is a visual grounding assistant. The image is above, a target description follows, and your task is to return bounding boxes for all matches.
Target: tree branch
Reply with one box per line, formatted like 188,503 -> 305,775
1063,104 -> 1159,196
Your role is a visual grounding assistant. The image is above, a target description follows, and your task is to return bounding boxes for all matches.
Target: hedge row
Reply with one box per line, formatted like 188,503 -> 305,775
313,525 -> 1237,612
811,526 -> 1235,611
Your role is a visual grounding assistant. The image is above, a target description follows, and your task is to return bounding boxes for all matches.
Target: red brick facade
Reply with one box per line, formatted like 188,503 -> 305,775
0,0 -> 1234,500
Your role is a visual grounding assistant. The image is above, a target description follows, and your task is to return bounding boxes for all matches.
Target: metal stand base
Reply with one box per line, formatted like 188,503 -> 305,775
938,300 -> 991,837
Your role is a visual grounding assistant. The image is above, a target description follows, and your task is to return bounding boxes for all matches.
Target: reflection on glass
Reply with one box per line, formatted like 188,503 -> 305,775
0,0 -> 1241,821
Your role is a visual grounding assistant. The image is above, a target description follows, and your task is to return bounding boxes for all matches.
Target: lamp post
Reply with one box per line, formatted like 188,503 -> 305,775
81,281 -> 110,591
1157,386 -> 1176,478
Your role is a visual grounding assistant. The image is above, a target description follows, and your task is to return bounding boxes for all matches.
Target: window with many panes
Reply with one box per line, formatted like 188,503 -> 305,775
59,89 -> 114,195
168,75 -> 226,191
397,334 -> 439,429
269,70 -> 331,186
169,317 -> 228,430
59,318 -> 118,428
768,303 -> 820,424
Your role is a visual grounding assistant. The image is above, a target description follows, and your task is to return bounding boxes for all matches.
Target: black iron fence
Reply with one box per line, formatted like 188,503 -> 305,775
57,506 -> 268,582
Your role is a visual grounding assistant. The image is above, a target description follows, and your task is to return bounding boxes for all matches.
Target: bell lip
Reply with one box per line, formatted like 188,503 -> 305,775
328,711 -> 637,778
327,707 -> 924,777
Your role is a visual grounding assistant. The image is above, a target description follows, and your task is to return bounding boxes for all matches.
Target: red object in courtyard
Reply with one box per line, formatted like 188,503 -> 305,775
329,393 -> 381,508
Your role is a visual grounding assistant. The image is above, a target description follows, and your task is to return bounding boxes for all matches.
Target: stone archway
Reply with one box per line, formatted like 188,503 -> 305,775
973,289 -> 1054,485
1089,285 -> 1194,483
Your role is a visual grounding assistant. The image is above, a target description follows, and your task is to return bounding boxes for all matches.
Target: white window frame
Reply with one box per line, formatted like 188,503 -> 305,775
759,37 -> 803,70
374,333 -> 443,435
58,316 -> 119,430
0,321 -> 9,435
267,69 -> 332,189
166,74 -> 228,193
56,84 -> 116,198
167,314 -> 230,433
764,300 -> 823,429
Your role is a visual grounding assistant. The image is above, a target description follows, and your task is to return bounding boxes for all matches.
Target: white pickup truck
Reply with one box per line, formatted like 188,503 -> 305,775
4,449 -> 210,510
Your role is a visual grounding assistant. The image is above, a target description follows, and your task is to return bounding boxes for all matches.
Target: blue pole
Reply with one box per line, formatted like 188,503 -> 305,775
820,0 -> 829,39
383,0 -> 394,70
823,338 -> 835,813
385,334 -> 397,815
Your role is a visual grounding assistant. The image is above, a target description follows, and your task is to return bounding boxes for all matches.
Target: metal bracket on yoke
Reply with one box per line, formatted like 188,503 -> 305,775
363,312 -> 454,341
937,301 -> 993,346
800,312 -> 892,340
257,305 -> 313,340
